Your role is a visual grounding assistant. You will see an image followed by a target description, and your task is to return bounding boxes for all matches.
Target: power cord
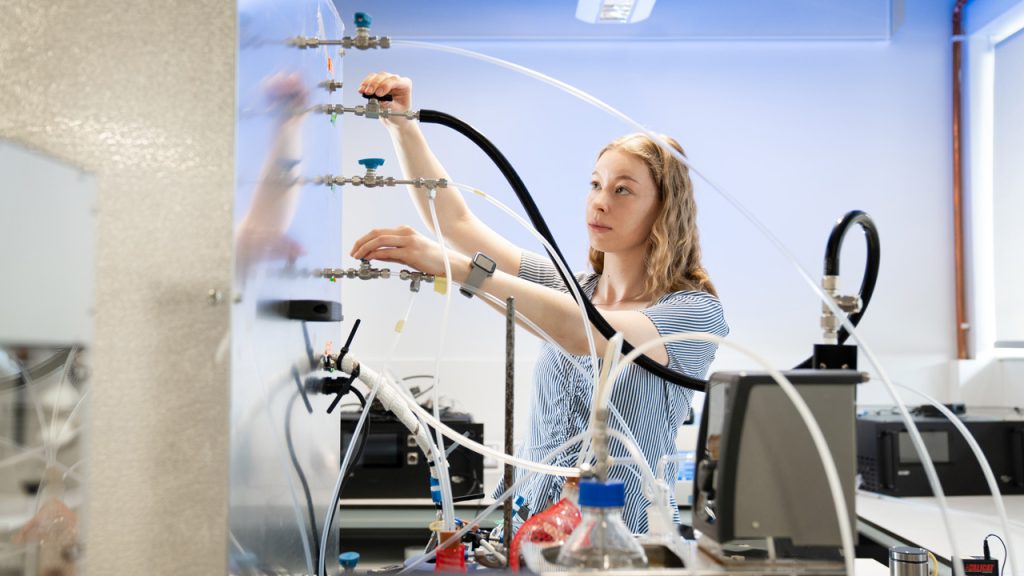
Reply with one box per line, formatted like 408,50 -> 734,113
985,533 -> 1007,576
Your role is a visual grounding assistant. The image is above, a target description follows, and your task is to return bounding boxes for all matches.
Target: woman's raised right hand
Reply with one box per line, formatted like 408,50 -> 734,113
358,71 -> 413,127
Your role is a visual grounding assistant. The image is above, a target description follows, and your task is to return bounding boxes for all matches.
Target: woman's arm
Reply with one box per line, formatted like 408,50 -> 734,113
359,72 -> 522,276
350,225 -> 669,364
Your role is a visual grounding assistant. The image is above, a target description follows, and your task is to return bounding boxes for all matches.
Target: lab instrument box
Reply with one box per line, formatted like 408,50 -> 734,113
857,412 -> 1024,496
339,410 -> 484,500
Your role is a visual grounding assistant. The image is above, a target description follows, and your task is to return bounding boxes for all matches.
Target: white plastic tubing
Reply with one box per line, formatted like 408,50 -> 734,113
391,40 -> 965,576
425,193 -> 458,530
893,384 -> 1019,576
604,331 -> 856,576
339,352 -> 574,477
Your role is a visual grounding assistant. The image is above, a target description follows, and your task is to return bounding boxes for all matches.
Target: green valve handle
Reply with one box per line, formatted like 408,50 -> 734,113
354,12 -> 371,28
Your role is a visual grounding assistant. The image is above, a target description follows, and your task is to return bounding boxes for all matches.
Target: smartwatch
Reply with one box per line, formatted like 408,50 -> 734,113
460,252 -> 497,298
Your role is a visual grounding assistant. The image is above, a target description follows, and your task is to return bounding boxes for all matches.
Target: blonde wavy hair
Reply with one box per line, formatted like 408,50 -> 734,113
588,133 -> 718,299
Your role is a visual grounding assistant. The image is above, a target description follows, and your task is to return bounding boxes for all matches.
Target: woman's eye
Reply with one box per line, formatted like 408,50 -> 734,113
589,181 -> 600,191
615,186 -> 630,195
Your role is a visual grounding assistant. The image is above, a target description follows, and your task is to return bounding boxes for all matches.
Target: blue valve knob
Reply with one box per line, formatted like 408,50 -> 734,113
358,158 -> 385,170
354,12 -> 372,28
338,551 -> 360,570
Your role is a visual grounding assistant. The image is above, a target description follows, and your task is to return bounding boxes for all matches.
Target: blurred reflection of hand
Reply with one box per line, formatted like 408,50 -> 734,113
262,72 -> 308,120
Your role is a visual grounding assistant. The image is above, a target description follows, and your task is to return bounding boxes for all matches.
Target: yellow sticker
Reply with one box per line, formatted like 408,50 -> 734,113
428,519 -> 444,533
434,276 -> 448,295
394,319 -> 405,333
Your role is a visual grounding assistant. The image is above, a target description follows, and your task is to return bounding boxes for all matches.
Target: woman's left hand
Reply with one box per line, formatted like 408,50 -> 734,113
350,225 -> 456,278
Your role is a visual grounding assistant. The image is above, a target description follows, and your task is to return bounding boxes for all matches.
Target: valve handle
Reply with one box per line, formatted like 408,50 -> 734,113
354,12 -> 372,28
360,92 -> 394,102
326,393 -> 343,414
357,158 -> 385,170
339,551 -> 361,570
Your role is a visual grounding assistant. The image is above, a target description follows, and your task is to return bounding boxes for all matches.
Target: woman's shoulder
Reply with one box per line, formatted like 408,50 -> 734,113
645,289 -> 729,335
653,289 -> 723,309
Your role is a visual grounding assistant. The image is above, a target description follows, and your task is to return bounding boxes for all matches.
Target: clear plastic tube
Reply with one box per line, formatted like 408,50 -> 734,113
0,445 -> 47,469
341,352 -> 575,477
10,358 -> 50,457
606,331 -> 855,576
318,386 -> 378,576
46,347 -> 77,464
398,429 -> 592,575
450,182 -> 599,386
426,193 -> 458,531
54,389 -> 88,452
393,41 -> 964,574
893,383 -> 1019,576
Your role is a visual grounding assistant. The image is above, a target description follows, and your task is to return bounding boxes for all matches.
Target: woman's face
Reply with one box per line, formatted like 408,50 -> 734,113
586,148 -> 662,256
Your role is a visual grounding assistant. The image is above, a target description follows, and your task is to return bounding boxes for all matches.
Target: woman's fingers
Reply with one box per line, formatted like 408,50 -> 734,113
351,231 -> 413,260
351,225 -> 413,254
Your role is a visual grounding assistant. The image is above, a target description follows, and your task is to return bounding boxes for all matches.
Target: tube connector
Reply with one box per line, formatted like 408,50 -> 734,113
820,275 -> 861,345
400,269 -> 435,292
312,102 -> 419,121
316,260 -> 391,281
319,80 -> 344,93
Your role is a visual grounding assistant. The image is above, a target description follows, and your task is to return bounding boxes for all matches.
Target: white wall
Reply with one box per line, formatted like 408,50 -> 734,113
338,0 -> 959,468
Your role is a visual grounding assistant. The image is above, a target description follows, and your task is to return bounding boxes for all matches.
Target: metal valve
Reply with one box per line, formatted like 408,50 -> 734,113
287,12 -> 390,51
820,275 -> 862,345
400,269 -> 435,293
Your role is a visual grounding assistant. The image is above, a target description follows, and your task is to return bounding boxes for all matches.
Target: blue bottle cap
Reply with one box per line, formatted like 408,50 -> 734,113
358,158 -> 385,170
578,479 -> 626,508
354,12 -> 372,28
338,551 -> 361,569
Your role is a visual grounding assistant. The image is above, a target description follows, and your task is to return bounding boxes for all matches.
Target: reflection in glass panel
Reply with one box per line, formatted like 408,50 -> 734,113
1,140 -> 94,575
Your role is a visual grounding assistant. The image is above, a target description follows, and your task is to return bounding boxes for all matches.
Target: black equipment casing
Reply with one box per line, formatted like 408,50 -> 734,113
338,411 -> 484,500
857,413 -> 1024,496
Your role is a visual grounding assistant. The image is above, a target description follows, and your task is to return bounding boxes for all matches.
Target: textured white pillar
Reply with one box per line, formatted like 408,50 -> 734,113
0,1 -> 235,572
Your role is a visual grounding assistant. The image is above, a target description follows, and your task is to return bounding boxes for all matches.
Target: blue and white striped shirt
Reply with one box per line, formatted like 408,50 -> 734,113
500,251 -> 729,534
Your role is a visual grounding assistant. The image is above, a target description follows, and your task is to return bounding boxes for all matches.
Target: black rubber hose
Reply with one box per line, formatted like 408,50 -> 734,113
286,391 -> 320,568
418,109 -> 708,392
795,210 -> 881,368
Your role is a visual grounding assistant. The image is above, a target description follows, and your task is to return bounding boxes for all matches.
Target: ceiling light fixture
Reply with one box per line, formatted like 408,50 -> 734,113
575,0 -> 656,24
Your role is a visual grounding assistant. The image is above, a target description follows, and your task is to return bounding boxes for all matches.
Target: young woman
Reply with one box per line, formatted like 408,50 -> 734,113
350,72 -> 728,532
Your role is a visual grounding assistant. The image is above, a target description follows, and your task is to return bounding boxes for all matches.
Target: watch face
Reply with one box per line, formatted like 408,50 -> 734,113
476,253 -> 497,273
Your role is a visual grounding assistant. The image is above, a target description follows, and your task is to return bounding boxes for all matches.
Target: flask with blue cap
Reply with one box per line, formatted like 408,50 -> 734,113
556,479 -> 648,569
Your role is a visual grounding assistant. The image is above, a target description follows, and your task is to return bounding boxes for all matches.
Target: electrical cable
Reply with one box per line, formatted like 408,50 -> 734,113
418,110 -> 705,392
285,390 -> 320,569
319,386 -> 377,576
893,384 -> 1019,576
985,533 -> 1007,576
795,209 -> 881,368
337,387 -> 372,496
